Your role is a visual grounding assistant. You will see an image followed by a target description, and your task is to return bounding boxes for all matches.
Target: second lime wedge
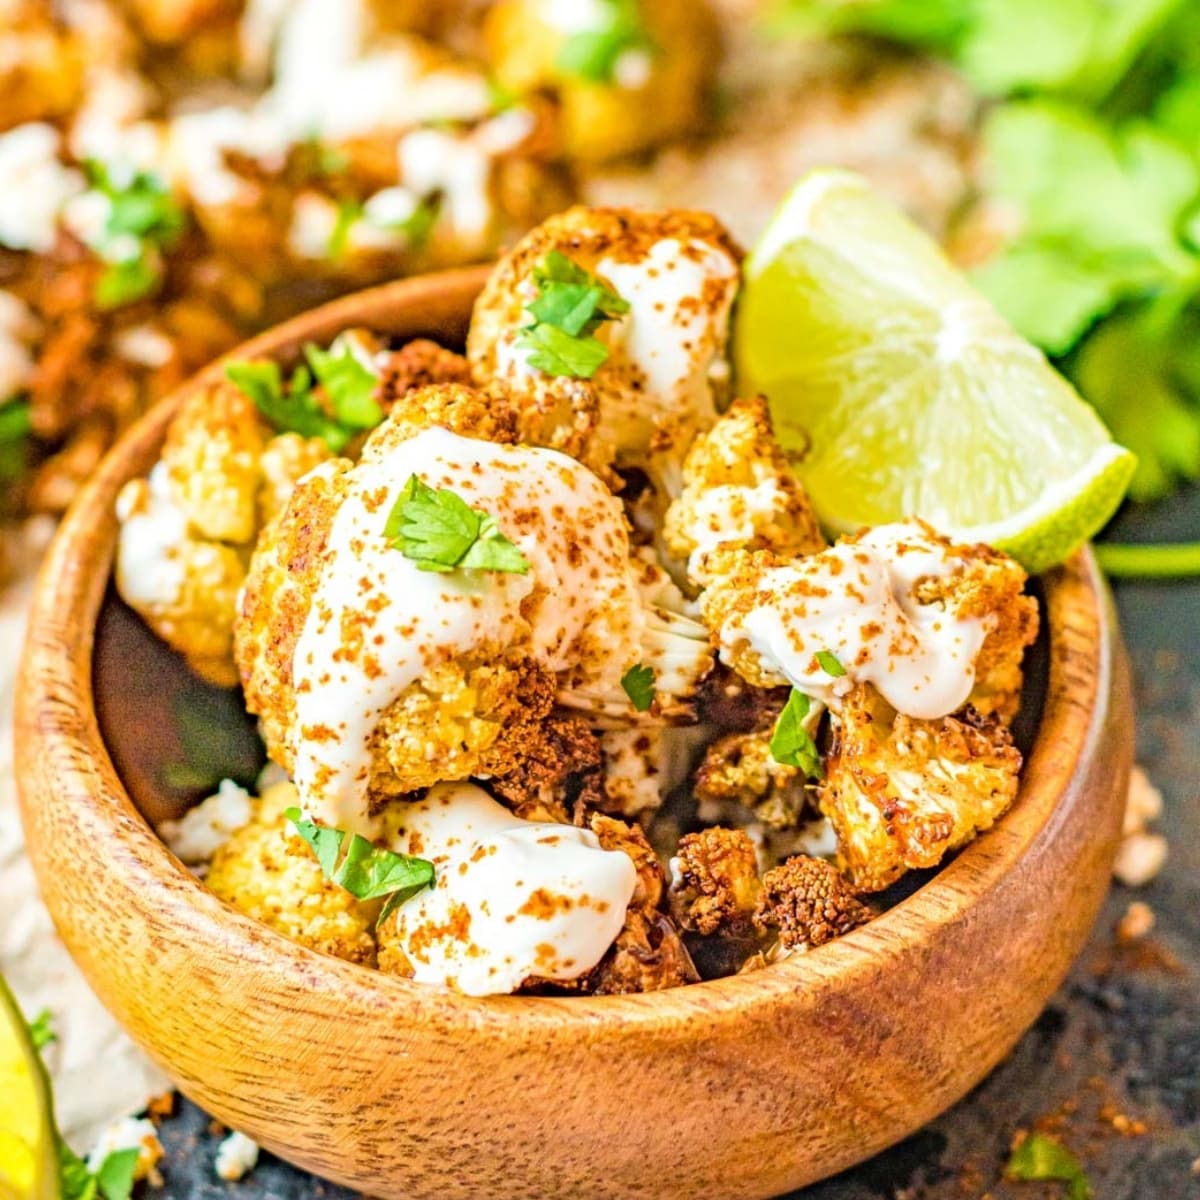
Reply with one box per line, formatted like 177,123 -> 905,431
735,168 -> 1136,573
0,977 -> 58,1200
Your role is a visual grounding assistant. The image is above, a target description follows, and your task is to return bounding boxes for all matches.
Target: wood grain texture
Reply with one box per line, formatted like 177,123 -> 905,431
15,266 -> 1133,1200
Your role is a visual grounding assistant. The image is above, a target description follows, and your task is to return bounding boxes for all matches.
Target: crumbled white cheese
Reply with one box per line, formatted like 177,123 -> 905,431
159,779 -> 254,866
85,1116 -> 163,1182
0,124 -> 84,252
215,1130 -> 260,1182
114,324 -> 175,369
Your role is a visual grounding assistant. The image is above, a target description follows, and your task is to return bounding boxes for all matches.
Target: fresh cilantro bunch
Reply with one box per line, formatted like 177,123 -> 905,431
556,0 -> 655,85
384,475 -> 530,574
225,337 -> 384,453
516,250 -> 630,379
83,161 -> 186,311
285,808 -> 435,923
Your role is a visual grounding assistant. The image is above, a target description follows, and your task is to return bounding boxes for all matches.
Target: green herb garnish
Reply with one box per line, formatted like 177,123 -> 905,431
284,807 -> 435,923
620,663 -> 656,712
515,250 -> 629,379
1005,1132 -> 1092,1200
384,474 -> 531,574
304,340 -> 384,431
84,161 -> 185,310
327,197 -> 364,260
0,397 -> 32,483
28,1007 -> 55,1051
225,339 -> 382,452
815,649 -> 846,677
769,689 -> 823,778
556,0 -> 654,85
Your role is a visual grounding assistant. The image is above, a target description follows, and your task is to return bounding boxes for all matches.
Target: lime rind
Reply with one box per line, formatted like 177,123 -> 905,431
736,167 -> 1137,573
0,977 -> 59,1200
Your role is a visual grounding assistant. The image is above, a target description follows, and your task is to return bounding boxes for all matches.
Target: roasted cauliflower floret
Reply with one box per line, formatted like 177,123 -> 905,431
483,0 -> 720,164
820,685 -> 1023,893
114,377 -> 329,685
377,339 -> 473,407
577,814 -> 698,994
753,856 -> 873,949
699,521 -> 1038,721
668,827 -> 761,938
663,396 -> 825,586
386,380 -> 519,444
205,782 -> 378,966
694,726 -> 812,830
467,205 -> 742,477
488,716 -> 604,823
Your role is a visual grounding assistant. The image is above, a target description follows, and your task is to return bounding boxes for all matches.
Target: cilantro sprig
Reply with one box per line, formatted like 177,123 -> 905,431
384,475 -> 530,574
620,663 -> 656,712
768,689 -> 823,778
225,337 -> 383,452
0,397 -> 32,484
815,649 -> 846,677
516,250 -> 629,379
83,161 -> 186,311
285,808 -> 435,923
1005,1131 -> 1092,1200
556,0 -> 655,85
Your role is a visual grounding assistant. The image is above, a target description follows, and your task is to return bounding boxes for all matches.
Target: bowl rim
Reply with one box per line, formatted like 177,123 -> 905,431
17,265 -> 1118,1032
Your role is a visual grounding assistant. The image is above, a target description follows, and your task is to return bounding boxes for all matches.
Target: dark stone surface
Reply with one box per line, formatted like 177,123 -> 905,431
145,493 -> 1200,1199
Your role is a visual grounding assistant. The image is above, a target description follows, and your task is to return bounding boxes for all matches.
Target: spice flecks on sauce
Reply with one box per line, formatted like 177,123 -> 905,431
716,522 -> 992,720
385,782 -> 636,995
291,423 -> 648,833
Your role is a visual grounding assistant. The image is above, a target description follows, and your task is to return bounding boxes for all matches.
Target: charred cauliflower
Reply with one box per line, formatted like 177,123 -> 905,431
668,826 -> 761,939
820,685 -> 1023,892
753,856 -> 873,949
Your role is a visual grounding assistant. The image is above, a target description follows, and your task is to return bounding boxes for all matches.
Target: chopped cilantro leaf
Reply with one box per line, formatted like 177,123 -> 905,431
0,397 -> 32,483
327,197 -> 364,260
95,255 -> 161,311
226,359 -> 357,452
384,474 -> 530,574
769,689 -> 823,777
620,663 -> 656,711
304,340 -> 383,431
556,0 -> 654,85
28,1007 -> 55,1051
816,649 -> 846,677
284,807 -> 435,923
516,321 -> 611,379
516,251 -> 628,379
94,1149 -> 141,1200
1005,1132 -> 1092,1200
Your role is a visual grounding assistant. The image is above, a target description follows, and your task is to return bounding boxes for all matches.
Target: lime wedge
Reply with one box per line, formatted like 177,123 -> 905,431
0,978 -> 58,1200
734,168 -> 1136,573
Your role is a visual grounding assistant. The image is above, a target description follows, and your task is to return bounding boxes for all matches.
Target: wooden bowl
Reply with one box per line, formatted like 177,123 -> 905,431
16,267 -> 1133,1200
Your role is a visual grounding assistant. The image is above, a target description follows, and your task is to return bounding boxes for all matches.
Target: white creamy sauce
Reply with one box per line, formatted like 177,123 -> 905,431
597,239 -> 738,435
0,124 -> 84,252
166,107 -> 288,208
286,191 -> 339,258
114,463 -> 189,610
399,128 -> 492,249
685,478 -> 793,574
386,782 -> 636,995
718,522 -> 990,720
113,324 -> 174,369
0,290 -> 38,400
291,425 -> 645,833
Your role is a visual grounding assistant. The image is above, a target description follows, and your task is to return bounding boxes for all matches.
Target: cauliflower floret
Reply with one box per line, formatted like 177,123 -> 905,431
663,396 -> 825,587
699,521 -> 1038,722
483,0 -> 720,164
205,782 -> 379,964
377,339 -> 474,406
668,826 -> 761,938
694,726 -> 813,831
820,685 -> 1023,893
576,814 -> 698,993
488,715 -> 604,822
467,205 -> 742,479
114,377 -> 330,685
753,856 -> 873,949
387,380 -> 520,444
